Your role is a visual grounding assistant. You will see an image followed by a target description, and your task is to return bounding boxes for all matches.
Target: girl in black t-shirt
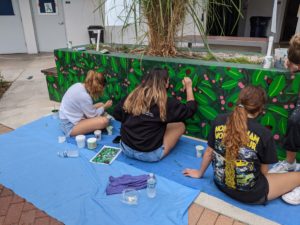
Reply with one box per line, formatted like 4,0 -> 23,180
269,34 -> 300,174
183,86 -> 300,205
268,34 -> 300,204
113,68 -> 197,162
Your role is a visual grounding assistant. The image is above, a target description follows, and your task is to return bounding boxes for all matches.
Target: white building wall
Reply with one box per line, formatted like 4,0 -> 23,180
0,0 -> 27,54
104,1 -> 207,45
242,0 -> 287,42
63,0 -> 103,46
18,0 -> 38,54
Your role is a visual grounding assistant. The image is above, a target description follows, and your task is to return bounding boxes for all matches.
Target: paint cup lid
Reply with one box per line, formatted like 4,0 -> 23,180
94,130 -> 101,135
76,135 -> 86,141
195,145 -> 204,150
87,137 -> 97,143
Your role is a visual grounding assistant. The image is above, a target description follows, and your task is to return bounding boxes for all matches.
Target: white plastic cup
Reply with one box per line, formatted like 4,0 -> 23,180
94,130 -> 102,142
87,137 -> 97,150
195,145 -> 205,158
75,135 -> 86,148
274,48 -> 288,69
107,126 -> 113,135
263,56 -> 273,69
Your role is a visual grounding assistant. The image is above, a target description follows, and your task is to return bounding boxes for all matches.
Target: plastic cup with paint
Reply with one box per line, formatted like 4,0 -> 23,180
75,135 -> 86,148
122,188 -> 138,205
94,130 -> 102,142
107,126 -> 113,135
58,135 -> 66,143
195,145 -> 205,158
87,137 -> 97,150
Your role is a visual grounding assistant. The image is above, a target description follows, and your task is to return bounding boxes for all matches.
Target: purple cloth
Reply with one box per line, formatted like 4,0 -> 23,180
106,174 -> 149,195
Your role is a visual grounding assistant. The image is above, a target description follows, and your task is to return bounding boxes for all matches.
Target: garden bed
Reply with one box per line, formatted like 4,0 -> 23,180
47,46 -> 300,159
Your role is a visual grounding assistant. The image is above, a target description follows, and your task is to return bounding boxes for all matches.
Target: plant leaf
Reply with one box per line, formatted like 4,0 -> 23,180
221,80 -> 238,90
251,70 -> 264,85
278,117 -> 287,135
268,75 -> 286,97
199,105 -> 218,120
268,105 -> 288,118
194,92 -> 209,105
199,86 -> 217,101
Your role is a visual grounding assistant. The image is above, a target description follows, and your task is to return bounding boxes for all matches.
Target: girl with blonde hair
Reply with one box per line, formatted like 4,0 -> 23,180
184,86 -> 300,205
59,70 -> 112,136
113,68 -> 197,162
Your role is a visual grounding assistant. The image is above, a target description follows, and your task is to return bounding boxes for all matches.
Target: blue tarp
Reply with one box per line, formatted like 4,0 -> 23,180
0,116 -> 198,225
1,116 -> 300,225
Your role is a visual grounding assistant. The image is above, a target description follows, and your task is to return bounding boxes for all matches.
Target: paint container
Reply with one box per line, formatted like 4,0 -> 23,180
58,135 -> 66,143
274,48 -> 288,69
195,145 -> 205,158
87,137 -> 97,150
122,188 -> 138,205
94,130 -> 102,142
262,56 -> 273,69
67,41 -> 72,49
75,135 -> 86,148
107,126 -> 113,135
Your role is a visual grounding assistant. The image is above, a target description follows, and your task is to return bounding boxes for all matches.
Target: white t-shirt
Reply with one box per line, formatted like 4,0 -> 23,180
59,83 -> 104,124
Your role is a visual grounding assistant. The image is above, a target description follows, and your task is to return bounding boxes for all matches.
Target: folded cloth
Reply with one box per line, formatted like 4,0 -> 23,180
106,174 -> 149,195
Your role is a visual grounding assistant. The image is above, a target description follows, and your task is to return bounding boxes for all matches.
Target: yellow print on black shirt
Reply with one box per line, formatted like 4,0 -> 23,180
213,125 -> 259,190
215,125 -> 260,152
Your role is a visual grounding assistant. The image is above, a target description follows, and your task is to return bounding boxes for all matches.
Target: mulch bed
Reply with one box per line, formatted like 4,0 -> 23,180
0,81 -> 12,99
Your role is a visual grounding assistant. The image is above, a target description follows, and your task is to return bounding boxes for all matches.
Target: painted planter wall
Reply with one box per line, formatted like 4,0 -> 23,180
48,48 -> 300,160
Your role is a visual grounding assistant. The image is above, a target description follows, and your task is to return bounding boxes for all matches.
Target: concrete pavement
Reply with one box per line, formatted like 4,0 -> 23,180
0,53 -> 59,129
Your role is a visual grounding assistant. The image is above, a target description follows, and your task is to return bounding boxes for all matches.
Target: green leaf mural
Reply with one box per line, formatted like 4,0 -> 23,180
251,70 -> 264,85
221,80 -> 238,90
101,55 -> 108,67
225,68 -> 244,80
111,57 -> 119,73
162,64 -> 176,78
194,93 -> 209,105
260,112 -> 276,131
199,105 -> 218,120
292,74 -> 300,94
198,86 -> 217,101
186,124 -> 201,133
50,49 -> 299,160
268,105 -> 288,118
201,80 -> 212,88
202,124 -> 211,138
268,75 -> 286,97
278,117 -> 287,136
178,66 -> 195,78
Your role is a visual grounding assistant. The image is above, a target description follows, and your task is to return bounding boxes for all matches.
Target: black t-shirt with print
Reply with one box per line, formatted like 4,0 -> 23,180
113,97 -> 197,152
207,113 -> 278,203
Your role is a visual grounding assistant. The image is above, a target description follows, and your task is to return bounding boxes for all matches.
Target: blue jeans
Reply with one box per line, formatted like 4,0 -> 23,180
120,141 -> 164,162
60,119 -> 74,137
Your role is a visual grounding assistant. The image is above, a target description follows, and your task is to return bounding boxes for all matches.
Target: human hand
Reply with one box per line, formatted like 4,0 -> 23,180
285,59 -> 299,73
104,100 -> 113,109
182,168 -> 202,178
182,77 -> 192,90
94,102 -> 104,109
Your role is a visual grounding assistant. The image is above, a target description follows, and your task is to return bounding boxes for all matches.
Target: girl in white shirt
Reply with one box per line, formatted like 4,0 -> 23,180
59,70 -> 112,136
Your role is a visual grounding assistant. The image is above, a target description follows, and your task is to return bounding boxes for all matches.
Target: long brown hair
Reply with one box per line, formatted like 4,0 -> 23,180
222,86 -> 267,186
123,68 -> 169,121
84,70 -> 106,100
288,33 -> 300,64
